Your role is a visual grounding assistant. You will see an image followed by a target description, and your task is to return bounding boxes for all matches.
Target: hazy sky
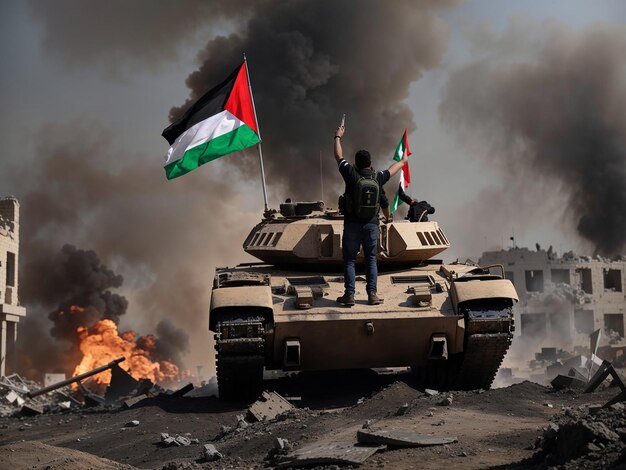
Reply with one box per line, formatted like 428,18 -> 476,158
1,0 -> 624,372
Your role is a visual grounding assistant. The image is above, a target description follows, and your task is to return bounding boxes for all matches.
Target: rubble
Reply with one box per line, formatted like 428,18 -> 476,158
203,443 -> 223,462
236,414 -> 249,429
124,420 -> 140,427
437,395 -> 453,406
248,391 -> 294,422
160,433 -> 199,447
536,404 -> 626,467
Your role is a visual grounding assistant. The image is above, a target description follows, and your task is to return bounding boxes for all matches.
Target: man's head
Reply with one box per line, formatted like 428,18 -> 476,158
354,149 -> 371,169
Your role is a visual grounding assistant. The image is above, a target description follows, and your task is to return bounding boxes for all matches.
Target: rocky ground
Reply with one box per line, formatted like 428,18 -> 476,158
0,370 -> 623,469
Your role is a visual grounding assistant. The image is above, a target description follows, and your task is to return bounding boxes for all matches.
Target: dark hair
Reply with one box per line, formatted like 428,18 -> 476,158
355,149 -> 371,169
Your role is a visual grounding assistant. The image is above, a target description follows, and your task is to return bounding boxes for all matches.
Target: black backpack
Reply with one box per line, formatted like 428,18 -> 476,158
345,171 -> 380,220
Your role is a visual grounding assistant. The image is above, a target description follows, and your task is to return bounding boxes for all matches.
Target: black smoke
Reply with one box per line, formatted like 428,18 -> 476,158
440,25 -> 626,257
170,0 -> 458,198
17,243 -> 190,378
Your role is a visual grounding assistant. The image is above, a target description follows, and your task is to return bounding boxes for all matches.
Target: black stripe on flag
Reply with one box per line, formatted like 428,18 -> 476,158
162,65 -> 240,145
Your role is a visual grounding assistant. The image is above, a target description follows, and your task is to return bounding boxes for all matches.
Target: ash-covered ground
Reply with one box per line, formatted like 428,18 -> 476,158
0,370 -> 624,470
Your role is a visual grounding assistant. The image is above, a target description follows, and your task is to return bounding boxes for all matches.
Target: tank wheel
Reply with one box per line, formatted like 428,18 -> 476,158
453,299 -> 514,390
214,314 -> 266,401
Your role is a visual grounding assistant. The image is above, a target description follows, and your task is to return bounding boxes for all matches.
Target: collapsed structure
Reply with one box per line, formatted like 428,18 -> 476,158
479,247 -> 626,345
0,197 -> 26,376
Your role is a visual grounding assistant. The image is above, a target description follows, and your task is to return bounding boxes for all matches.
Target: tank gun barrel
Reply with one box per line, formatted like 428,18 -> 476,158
27,357 -> 126,398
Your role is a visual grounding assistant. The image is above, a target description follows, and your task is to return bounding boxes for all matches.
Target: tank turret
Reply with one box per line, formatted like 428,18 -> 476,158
243,201 -> 450,267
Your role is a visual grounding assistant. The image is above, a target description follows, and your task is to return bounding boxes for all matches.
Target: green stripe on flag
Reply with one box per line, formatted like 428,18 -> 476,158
165,124 -> 259,180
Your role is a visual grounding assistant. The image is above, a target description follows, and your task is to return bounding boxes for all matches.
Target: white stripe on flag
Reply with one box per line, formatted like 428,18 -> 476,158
165,110 -> 244,166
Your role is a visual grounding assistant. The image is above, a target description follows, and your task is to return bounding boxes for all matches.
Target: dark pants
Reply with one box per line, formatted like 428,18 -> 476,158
342,221 -> 378,295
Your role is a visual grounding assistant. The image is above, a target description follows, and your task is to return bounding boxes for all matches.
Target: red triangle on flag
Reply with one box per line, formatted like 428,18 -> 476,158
224,61 -> 258,134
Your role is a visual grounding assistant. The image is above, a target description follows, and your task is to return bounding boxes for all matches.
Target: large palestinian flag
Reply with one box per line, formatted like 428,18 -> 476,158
390,129 -> 412,213
161,61 -> 260,180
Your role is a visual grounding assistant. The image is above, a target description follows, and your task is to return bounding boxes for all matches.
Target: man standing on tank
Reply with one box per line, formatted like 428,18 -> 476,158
334,125 -> 408,306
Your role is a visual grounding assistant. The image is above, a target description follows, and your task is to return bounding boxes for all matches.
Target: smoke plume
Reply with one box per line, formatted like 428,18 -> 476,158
440,24 -> 626,257
9,121 -> 254,378
17,243 -> 190,378
170,0 -> 458,198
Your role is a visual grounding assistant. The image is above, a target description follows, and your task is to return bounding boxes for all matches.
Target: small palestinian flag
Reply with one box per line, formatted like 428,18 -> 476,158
390,129 -> 412,213
161,60 -> 260,180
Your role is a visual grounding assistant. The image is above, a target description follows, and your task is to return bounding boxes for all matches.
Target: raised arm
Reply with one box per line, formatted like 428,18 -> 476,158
387,149 -> 409,177
397,184 -> 413,205
334,126 -> 345,164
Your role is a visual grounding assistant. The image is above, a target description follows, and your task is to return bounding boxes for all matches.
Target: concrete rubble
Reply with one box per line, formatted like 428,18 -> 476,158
160,432 -> 200,447
203,443 -> 223,461
534,403 -> 626,468
248,390 -> 294,422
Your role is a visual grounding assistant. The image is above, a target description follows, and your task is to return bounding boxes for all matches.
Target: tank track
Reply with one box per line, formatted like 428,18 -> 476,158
214,314 -> 265,400
453,300 -> 514,390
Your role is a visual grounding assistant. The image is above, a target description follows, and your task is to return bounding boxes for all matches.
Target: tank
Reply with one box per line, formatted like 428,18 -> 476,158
209,201 -> 518,400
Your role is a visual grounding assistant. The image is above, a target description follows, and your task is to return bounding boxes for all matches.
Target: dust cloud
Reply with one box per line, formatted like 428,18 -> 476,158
441,24 -> 626,257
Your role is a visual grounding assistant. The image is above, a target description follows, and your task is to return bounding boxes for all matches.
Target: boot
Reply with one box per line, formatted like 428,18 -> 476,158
336,292 -> 355,306
368,292 -> 383,305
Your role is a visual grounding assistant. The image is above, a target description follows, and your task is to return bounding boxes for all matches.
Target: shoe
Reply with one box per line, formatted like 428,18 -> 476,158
368,293 -> 383,305
336,292 -> 355,306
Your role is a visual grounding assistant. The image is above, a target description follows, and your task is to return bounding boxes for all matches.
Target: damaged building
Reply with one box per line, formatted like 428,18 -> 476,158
0,197 -> 26,376
479,247 -> 626,345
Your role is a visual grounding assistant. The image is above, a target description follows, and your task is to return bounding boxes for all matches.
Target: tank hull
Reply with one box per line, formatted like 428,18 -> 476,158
210,261 -> 518,399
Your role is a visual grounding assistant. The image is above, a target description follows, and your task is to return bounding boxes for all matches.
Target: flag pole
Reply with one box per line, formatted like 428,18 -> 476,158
244,54 -> 269,212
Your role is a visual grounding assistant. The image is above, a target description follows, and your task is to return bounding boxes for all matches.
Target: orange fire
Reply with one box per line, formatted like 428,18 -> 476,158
72,317 -> 180,390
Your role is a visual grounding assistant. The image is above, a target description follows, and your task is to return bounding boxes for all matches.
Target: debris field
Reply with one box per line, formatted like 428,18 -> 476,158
0,368 -> 623,469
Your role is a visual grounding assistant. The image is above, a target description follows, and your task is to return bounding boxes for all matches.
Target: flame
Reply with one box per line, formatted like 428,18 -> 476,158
72,317 -> 179,391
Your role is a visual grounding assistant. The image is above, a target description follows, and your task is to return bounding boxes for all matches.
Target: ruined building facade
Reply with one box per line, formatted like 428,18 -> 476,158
479,247 -> 626,345
0,197 -> 26,376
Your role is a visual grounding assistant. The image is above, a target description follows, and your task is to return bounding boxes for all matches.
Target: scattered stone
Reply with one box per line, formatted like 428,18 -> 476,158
216,424 -> 233,439
274,437 -> 292,454
424,389 -> 439,396
4,391 -> 20,404
610,402 -> 625,412
395,403 -> 409,416
124,420 -> 140,427
544,402 -> 554,409
174,436 -> 192,446
160,432 -> 197,447
357,397 -> 365,405
203,443 -> 223,462
437,396 -> 453,406
236,414 -> 249,429
362,420 -> 372,429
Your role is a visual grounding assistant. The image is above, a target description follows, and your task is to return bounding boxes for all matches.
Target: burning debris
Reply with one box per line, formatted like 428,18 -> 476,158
73,319 -> 180,394
16,245 -> 189,394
